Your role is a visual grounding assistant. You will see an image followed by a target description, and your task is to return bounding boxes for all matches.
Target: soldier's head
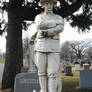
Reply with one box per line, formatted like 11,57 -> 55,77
40,0 -> 57,5
40,0 -> 57,13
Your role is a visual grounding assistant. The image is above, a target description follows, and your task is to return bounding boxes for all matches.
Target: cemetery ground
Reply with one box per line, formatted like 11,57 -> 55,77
62,70 -> 92,92
0,64 -> 92,92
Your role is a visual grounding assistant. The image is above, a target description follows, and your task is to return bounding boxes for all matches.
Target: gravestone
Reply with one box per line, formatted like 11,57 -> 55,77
74,64 -> 81,71
14,73 -> 40,92
64,66 -> 73,76
77,70 -> 92,90
83,64 -> 90,70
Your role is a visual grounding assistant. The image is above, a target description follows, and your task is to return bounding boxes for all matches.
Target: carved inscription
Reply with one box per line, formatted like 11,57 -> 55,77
20,78 -> 39,84
14,73 -> 40,92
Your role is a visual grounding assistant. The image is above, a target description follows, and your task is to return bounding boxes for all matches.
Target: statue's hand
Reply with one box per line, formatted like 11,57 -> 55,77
41,31 -> 48,38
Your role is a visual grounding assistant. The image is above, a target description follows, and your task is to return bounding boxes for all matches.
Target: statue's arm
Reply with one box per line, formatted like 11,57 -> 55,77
35,15 -> 56,29
41,16 -> 64,36
39,22 -> 56,30
46,23 -> 64,36
34,14 -> 64,37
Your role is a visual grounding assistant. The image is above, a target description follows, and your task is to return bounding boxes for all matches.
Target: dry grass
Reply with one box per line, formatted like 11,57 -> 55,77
62,69 -> 92,92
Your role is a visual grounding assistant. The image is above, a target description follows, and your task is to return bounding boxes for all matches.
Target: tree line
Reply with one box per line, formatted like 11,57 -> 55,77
60,40 -> 92,63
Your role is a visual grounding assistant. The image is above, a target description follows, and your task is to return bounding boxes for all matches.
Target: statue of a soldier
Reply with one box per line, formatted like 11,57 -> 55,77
32,0 -> 64,92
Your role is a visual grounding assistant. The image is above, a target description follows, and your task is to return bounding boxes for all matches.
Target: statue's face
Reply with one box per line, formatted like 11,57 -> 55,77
43,2 -> 53,12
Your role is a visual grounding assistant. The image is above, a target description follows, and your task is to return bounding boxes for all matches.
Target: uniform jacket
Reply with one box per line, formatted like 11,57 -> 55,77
32,13 -> 64,52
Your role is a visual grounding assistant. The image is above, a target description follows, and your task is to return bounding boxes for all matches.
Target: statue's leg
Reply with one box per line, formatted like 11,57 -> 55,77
57,73 -> 62,92
35,52 -> 47,92
48,53 -> 61,92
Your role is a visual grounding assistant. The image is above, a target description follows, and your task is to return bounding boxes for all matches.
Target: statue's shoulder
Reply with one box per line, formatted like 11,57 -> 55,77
53,14 -> 64,23
35,12 -> 44,20
35,12 -> 44,23
53,14 -> 63,20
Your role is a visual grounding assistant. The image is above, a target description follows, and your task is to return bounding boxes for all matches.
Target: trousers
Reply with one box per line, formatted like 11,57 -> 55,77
35,52 -> 62,92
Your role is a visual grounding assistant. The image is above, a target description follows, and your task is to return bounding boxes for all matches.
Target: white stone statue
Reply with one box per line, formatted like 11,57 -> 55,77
31,0 -> 64,92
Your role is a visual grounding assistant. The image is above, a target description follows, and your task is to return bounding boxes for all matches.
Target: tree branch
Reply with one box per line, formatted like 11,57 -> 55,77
54,0 -> 85,18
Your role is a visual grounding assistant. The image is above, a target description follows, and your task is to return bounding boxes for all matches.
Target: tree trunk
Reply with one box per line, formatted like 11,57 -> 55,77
1,9 -> 23,89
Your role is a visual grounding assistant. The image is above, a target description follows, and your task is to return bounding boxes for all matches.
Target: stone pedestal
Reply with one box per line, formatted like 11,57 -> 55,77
64,66 -> 73,76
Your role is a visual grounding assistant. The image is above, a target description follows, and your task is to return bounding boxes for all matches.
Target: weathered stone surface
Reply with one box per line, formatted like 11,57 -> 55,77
64,66 -> 73,76
14,73 -> 40,92
83,64 -> 90,70
77,70 -> 92,90
74,64 -> 81,71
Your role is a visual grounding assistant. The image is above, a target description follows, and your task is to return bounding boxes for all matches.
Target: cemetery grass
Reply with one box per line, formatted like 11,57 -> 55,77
62,70 -> 92,92
0,60 -> 4,65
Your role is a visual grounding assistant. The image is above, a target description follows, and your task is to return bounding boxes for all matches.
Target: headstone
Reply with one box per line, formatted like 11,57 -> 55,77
77,70 -> 92,90
90,63 -> 92,70
83,64 -> 90,70
74,64 -> 81,71
14,73 -> 40,92
64,66 -> 73,76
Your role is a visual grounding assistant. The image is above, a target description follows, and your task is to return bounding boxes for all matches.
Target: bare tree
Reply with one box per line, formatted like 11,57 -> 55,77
85,46 -> 92,61
70,40 -> 89,61
60,40 -> 91,63
61,41 -> 73,62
